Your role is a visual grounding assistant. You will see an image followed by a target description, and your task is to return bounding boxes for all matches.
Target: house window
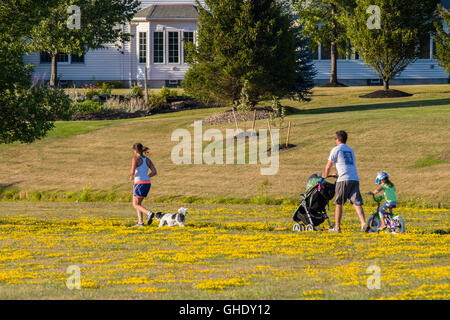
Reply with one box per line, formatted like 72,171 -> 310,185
321,42 -> 331,60
57,53 -> 69,63
153,32 -> 164,63
183,31 -> 194,62
418,34 -> 431,59
319,42 -> 346,60
347,41 -> 359,60
40,52 -> 69,63
40,52 -> 51,63
168,31 -> 179,63
71,54 -> 85,63
139,32 -> 147,64
310,43 -> 319,60
432,37 -> 436,59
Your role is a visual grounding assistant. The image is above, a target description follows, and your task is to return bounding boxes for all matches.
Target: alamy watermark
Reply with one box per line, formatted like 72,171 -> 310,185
66,265 -> 81,290
67,5 -> 81,30
65,5 -> 381,32
171,121 -> 279,175
366,5 -> 381,30
366,265 -> 381,289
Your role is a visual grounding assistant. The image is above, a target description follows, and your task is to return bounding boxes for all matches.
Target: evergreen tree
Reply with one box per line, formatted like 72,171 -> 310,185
183,0 -> 314,106
290,22 -> 317,101
342,0 -> 440,91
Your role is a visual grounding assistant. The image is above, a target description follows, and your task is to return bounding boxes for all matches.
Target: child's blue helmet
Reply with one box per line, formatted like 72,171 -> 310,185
376,172 -> 389,184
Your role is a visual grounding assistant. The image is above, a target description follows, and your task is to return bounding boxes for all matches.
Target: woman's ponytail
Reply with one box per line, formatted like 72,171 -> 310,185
132,143 -> 149,156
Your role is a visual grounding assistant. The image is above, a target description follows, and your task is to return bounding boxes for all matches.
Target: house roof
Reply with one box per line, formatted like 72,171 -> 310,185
133,5 -> 198,20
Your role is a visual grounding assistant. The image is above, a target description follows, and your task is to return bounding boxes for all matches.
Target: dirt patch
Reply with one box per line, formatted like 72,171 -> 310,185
202,108 -> 271,126
438,151 -> 450,160
359,90 -> 413,98
71,111 -> 149,121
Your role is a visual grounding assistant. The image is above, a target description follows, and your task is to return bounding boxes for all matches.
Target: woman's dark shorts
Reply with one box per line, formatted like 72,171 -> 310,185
334,180 -> 363,206
133,183 -> 151,198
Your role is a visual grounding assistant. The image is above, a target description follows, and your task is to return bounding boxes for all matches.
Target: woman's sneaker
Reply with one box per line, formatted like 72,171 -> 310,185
135,222 -> 145,227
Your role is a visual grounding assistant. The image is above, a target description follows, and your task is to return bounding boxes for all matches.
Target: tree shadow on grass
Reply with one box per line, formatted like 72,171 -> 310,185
0,182 -> 21,189
285,98 -> 450,115
0,182 -> 22,197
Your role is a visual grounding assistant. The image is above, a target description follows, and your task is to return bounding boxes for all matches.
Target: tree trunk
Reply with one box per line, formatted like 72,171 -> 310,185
328,4 -> 339,85
383,79 -> 389,91
50,53 -> 58,88
330,41 -> 338,84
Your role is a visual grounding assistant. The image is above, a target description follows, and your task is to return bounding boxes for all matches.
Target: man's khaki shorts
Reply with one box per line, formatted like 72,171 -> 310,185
334,180 -> 363,206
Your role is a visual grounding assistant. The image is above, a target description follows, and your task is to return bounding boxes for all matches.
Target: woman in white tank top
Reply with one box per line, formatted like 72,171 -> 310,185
130,143 -> 157,227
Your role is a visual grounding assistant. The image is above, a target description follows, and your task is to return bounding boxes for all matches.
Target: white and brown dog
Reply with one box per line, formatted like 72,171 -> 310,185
149,207 -> 188,227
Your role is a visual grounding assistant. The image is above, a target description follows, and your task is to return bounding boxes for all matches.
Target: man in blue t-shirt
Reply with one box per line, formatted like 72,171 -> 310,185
321,130 -> 368,233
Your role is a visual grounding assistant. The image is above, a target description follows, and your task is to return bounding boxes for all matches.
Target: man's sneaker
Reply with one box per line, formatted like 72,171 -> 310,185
328,227 -> 341,233
147,211 -> 155,225
361,223 -> 370,233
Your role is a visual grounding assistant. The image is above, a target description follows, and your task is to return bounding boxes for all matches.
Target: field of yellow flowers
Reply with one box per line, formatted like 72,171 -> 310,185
0,201 -> 448,299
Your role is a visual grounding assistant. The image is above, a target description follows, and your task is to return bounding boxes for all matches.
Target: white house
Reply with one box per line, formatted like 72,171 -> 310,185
23,0 -> 449,88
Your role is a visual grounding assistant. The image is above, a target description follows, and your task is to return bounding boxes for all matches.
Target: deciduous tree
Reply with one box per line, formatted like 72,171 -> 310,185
435,4 -> 450,73
342,0 -> 440,92
28,0 -> 140,87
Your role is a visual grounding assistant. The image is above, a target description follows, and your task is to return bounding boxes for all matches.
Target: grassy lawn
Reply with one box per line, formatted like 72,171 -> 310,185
0,201 -> 448,299
1,84 -> 449,206
0,84 -> 449,300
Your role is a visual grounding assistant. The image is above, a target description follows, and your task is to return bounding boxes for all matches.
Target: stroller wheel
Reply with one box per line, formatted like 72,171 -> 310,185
293,223 -> 301,232
306,224 -> 314,232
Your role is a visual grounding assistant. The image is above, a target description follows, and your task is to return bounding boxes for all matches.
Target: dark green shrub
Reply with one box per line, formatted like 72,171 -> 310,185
86,88 -> 100,100
146,93 -> 166,111
159,86 -> 178,101
130,86 -> 143,98
72,100 -> 103,114
100,82 -> 112,96
159,86 -> 171,102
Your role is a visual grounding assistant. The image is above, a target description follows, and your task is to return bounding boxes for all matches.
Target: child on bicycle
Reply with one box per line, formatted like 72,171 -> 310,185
367,172 -> 397,231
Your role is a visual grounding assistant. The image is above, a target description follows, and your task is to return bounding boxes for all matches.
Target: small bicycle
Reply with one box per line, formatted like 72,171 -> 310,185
366,193 -> 406,233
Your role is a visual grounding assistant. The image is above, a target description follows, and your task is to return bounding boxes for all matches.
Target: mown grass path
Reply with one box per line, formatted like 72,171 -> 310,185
1,85 -> 449,205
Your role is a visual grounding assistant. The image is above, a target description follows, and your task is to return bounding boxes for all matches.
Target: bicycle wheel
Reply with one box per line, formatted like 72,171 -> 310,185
367,213 -> 380,233
392,215 -> 406,233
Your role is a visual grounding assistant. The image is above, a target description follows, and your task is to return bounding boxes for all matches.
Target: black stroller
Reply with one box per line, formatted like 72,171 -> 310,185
292,174 -> 336,232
